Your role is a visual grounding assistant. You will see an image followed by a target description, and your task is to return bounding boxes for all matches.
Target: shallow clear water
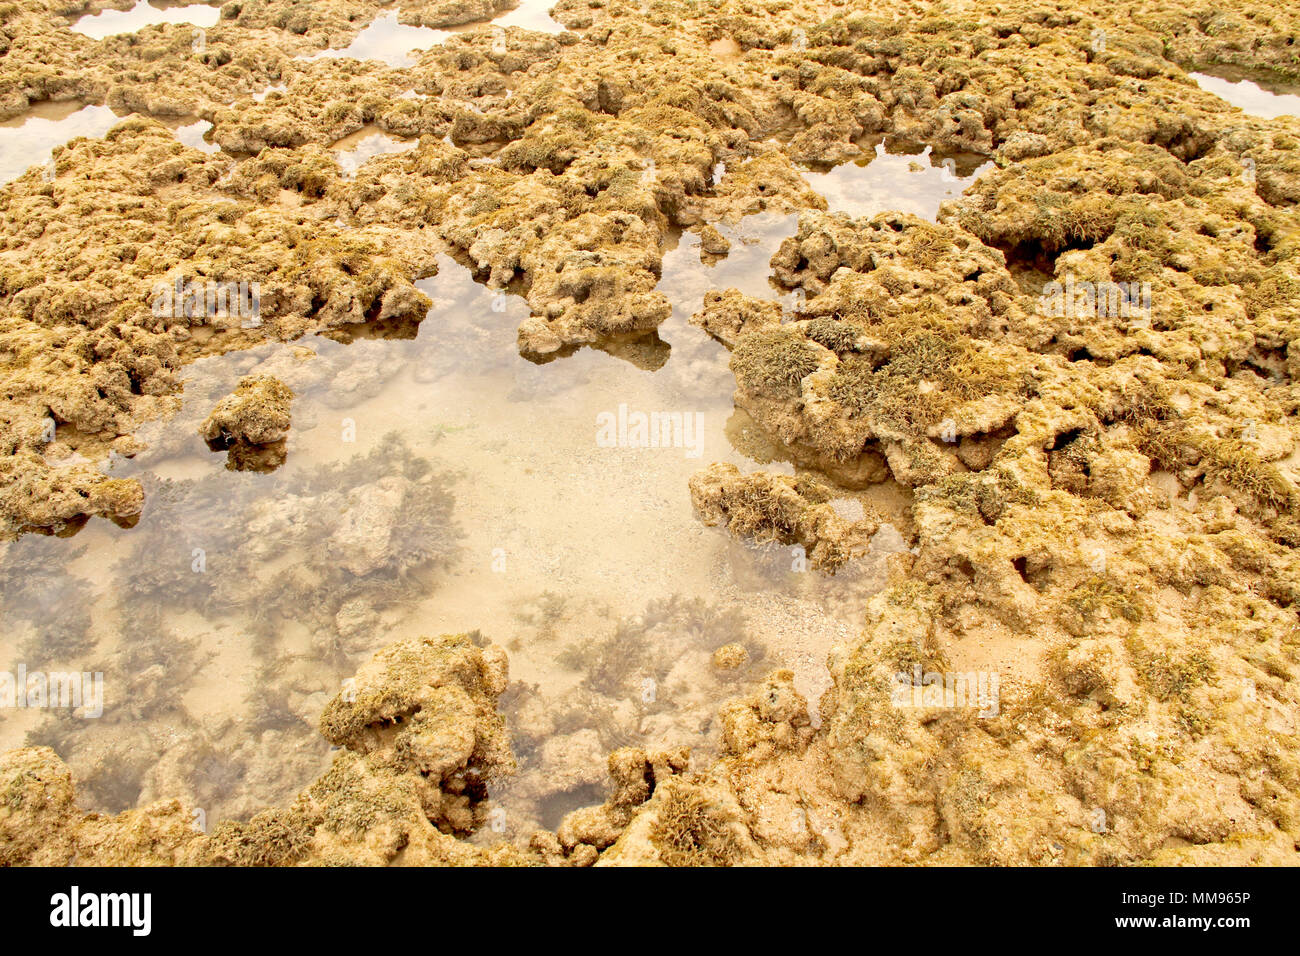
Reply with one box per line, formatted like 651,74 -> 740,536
309,12 -> 453,68
330,126 -> 418,176
491,1 -> 564,34
1191,70 -> 1300,119
70,0 -> 221,40
173,119 -> 220,154
0,221 -> 903,836
802,140 -> 994,222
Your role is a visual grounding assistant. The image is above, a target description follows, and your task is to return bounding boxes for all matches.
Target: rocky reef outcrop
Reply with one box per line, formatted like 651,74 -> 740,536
1,0 -> 1299,866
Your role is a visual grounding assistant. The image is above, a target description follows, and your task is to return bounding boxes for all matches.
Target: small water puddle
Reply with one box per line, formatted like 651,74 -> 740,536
308,2 -> 564,68
490,1 -> 565,34
173,118 -> 220,154
802,139 -> 994,222
252,84 -> 287,103
70,0 -> 221,40
661,212 -> 803,325
1191,69 -> 1300,119
329,125 -> 417,176
309,11 -> 453,68
0,102 -> 120,184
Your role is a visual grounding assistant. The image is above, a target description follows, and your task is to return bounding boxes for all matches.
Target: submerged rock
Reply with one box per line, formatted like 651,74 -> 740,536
689,462 -> 880,571
0,634 -> 531,865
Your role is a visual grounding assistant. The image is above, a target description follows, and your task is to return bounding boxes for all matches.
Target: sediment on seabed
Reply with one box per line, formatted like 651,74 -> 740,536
0,0 -> 1299,865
